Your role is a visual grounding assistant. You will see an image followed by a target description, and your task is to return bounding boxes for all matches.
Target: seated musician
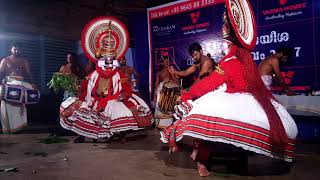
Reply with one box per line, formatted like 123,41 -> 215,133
59,17 -> 153,143
0,44 -> 38,133
153,56 -> 179,128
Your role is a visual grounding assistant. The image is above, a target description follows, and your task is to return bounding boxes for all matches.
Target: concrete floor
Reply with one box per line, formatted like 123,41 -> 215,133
1,129 -> 320,180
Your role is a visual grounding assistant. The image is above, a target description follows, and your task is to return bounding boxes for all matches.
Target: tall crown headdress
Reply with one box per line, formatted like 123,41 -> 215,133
81,16 -> 129,63
223,0 -> 257,50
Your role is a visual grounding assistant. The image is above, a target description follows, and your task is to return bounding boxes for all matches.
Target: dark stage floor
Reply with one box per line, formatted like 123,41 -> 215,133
1,128 -> 320,180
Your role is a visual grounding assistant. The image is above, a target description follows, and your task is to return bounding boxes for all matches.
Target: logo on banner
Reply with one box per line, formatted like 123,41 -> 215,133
279,0 -> 288,5
153,24 -> 176,36
181,11 -> 209,35
262,0 -> 307,21
190,11 -> 201,24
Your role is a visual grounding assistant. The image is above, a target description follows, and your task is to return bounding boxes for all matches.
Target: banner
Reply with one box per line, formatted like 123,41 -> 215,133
147,0 -> 319,98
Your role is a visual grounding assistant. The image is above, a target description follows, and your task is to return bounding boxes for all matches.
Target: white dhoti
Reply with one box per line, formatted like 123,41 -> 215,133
0,77 -> 33,133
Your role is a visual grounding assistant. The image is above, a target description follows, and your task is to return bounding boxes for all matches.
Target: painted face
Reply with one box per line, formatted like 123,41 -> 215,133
105,57 -> 114,69
97,56 -> 114,70
11,46 -> 20,56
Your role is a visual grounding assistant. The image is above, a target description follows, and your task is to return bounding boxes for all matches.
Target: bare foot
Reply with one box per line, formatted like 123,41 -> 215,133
197,162 -> 210,177
190,149 -> 198,161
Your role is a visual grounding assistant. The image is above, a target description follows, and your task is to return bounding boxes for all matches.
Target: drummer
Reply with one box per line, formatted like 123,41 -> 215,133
0,44 -> 37,133
153,56 -> 179,128
169,42 -> 214,84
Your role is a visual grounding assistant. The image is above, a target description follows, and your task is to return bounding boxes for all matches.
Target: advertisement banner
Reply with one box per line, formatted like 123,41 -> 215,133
147,0 -> 318,97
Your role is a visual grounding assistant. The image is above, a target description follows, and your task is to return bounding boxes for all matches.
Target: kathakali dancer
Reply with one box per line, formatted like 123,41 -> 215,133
60,17 -> 153,143
160,0 -> 297,177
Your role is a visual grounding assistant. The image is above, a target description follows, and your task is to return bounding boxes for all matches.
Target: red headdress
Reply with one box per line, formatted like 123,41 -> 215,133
81,16 -> 129,64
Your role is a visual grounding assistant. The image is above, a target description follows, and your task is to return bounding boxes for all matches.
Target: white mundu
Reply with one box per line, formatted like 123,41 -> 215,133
1,76 -> 37,133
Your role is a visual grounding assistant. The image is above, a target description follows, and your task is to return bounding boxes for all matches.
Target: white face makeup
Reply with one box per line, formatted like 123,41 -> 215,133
97,56 -> 112,70
97,56 -> 120,70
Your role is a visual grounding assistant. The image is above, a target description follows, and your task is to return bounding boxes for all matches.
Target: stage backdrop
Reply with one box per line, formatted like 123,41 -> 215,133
147,0 -> 319,98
